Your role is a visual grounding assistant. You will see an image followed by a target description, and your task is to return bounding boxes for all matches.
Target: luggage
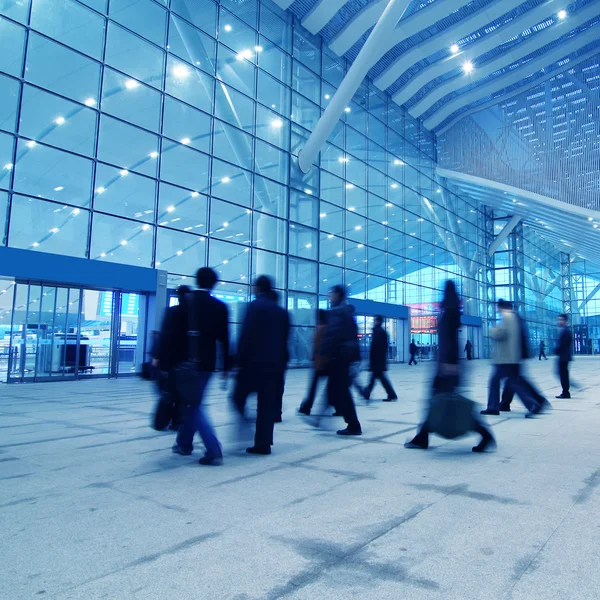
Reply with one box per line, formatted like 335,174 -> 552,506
426,392 -> 476,439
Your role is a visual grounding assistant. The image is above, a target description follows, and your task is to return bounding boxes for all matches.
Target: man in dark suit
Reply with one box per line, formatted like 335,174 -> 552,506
363,315 -> 398,402
320,285 -> 362,436
154,267 -> 230,466
235,275 -> 290,455
555,313 -> 573,399
409,339 -> 418,365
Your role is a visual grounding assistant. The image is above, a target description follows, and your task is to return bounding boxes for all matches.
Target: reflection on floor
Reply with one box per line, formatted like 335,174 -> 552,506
2,358 -> 600,599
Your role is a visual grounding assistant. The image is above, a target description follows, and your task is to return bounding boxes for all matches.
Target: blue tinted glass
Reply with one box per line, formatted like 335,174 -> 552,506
101,68 -> 162,133
292,61 -> 320,105
0,74 -> 21,133
0,132 -> 14,190
289,224 -> 317,260
257,70 -> 291,116
256,104 -> 289,150
210,198 -> 250,244
219,10 -> 257,55
31,0 -> 105,60
0,190 -> 7,244
162,96 -> 211,153
158,182 -> 208,234
320,232 -> 343,266
0,0 -> 31,23
109,0 -> 166,47
19,85 -> 97,156
156,227 -> 207,275
345,240 -> 366,272
216,44 -> 256,97
165,56 -> 214,113
170,0 -> 217,37
105,22 -> 164,89
252,247 -> 285,286
97,115 -> 159,176
288,257 -> 317,293
26,33 -> 101,105
321,143 -> 344,177
215,84 -> 254,133
213,120 -> 253,171
293,29 -> 320,76
254,174 -> 287,219
221,0 -> 257,27
0,16 -> 26,77
291,93 -> 319,131
255,139 -> 288,185
289,189 -> 319,228
9,195 -> 89,257
79,0 -> 107,12
259,4 -> 291,51
94,163 -> 155,222
168,15 -> 216,75
322,49 -> 344,87
160,143 -> 210,192
13,139 -> 93,207
209,238 -> 250,283
258,37 -> 291,85
253,212 -> 286,253
211,159 -> 252,207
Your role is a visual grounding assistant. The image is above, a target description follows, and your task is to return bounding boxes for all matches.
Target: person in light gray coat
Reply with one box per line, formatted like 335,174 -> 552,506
481,300 -> 543,417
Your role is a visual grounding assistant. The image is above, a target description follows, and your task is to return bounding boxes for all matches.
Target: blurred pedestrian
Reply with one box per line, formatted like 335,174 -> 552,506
320,285 -> 362,436
235,276 -> 290,455
405,281 -> 495,452
363,315 -> 398,402
409,339 -> 418,365
298,309 -> 329,416
465,339 -> 473,361
481,300 -> 543,417
539,340 -> 547,360
555,314 -> 573,399
155,268 -> 229,466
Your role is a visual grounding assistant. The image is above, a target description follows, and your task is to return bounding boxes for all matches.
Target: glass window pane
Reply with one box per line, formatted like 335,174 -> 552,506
257,70 -> 290,116
293,29 -> 320,76
9,195 -> 89,257
171,0 -> 217,36
217,44 -> 256,97
215,83 -> 254,133
0,190 -> 8,243
109,0 -> 166,46
256,104 -> 289,150
159,142 -> 209,192
255,139 -> 288,185
0,133 -> 14,190
254,174 -> 287,219
213,120 -> 253,171
105,22 -> 164,89
346,211 -> 366,243
26,32 -> 101,105
287,293 -> 317,327
252,248 -> 284,286
288,257 -> 317,293
79,0 -> 107,12
253,212 -> 286,253
258,37 -> 291,85
367,221 -> 386,251
101,68 -> 162,133
211,160 -> 252,207
19,85 -> 97,156
209,198 -> 250,244
221,0 -> 257,28
97,115 -> 158,176
210,238 -> 250,283
162,96 -> 211,153
259,5 -> 291,52
218,10 -> 256,56
0,16 -> 26,77
0,0 -> 31,23
292,61 -> 320,104
165,56 -> 214,112
289,189 -> 318,228
0,75 -> 20,134
291,93 -> 319,131
319,201 -> 343,235
31,0 -> 105,60
158,183 -> 208,234
168,15 -> 216,75
90,212 -> 153,266
289,224 -> 317,260
345,240 -> 366,272
94,163 -> 155,222
319,263 -> 343,294
13,139 -> 93,207
156,227 -> 207,275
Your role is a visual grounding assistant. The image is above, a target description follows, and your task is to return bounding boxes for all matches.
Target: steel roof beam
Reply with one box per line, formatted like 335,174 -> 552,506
302,0 -> 351,35
329,0 -> 388,56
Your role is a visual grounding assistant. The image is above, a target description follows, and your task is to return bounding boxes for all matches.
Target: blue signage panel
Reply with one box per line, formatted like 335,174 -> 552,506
98,293 -> 139,318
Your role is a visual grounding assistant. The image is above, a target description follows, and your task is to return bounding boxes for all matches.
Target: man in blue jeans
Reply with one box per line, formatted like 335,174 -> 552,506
154,267 -> 230,465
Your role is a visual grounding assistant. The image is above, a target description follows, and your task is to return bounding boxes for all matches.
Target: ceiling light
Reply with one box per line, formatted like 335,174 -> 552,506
271,118 -> 283,128
224,24 -> 232,32
393,159 -> 404,166
254,45 -> 263,52
221,176 -> 231,184
558,9 -> 567,19
32,242 -> 39,247
338,157 -> 348,163
463,61 -> 474,74
588,217 -> 593,221
50,227 -> 59,233
304,188 -> 313,195
120,240 -> 128,246
450,44 -> 459,54
3,163 -> 13,170
84,98 -> 96,107
391,183 -> 398,189
320,213 -> 327,218
237,49 -> 253,61
54,116 -> 65,125
54,186 -> 64,191
120,169 -> 129,177
344,107 -> 351,113
346,184 -> 354,190
95,187 -> 105,194
167,205 -> 175,212
180,137 -> 191,145
26,140 -> 36,148
149,151 -> 159,158
324,94 -> 330,100
72,208 -> 80,215
125,79 -> 139,90
172,65 -> 190,78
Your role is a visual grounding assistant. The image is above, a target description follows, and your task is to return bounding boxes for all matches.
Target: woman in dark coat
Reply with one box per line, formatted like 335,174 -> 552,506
405,281 -> 495,453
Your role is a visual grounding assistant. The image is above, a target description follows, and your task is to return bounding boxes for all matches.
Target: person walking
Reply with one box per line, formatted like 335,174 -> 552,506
320,285 -> 362,436
465,339 -> 473,360
481,300 -> 543,417
408,339 -> 418,365
555,314 -> 573,399
539,340 -> 547,360
235,276 -> 290,455
405,281 -> 495,452
298,309 -> 329,416
155,268 -> 229,466
363,315 -> 398,402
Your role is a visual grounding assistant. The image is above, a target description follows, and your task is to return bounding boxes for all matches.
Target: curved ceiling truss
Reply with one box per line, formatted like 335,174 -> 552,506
272,0 -> 600,133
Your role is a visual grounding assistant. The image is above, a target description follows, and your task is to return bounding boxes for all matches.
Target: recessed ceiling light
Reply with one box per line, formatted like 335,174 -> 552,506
463,61 -> 474,74
558,9 -> 567,19
450,44 -> 459,54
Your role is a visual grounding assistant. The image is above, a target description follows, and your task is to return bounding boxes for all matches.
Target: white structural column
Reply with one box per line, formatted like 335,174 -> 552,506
329,0 -> 388,56
425,24 -> 600,130
298,0 -> 411,174
392,0 -> 556,105
489,215 -> 521,257
412,1 -> 600,119
302,0 -> 351,35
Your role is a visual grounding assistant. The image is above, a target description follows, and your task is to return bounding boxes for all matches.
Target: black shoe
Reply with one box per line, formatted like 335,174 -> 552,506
472,436 -> 496,453
275,416 -> 283,423
555,394 -> 571,399
246,446 -> 271,455
199,455 -> 223,466
172,444 -> 192,456
298,406 -> 311,416
499,404 -> 511,412
384,396 -> 398,402
480,409 -> 500,416
337,427 -> 362,436
404,440 -> 428,450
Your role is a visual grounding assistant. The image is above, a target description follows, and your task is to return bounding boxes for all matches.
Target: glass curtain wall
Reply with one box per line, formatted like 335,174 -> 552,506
0,0 -> 491,365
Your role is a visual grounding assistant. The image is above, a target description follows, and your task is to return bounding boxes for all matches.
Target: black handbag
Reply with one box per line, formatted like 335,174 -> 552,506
426,392 -> 476,440
174,293 -> 205,407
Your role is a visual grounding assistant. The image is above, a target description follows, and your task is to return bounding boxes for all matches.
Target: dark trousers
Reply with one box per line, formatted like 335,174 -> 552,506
328,361 -> 360,431
409,353 -> 417,365
301,369 -> 327,413
500,372 -> 547,408
364,370 -> 397,399
466,351 -> 472,360
539,351 -> 547,360
488,364 -> 540,412
558,361 -> 570,396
